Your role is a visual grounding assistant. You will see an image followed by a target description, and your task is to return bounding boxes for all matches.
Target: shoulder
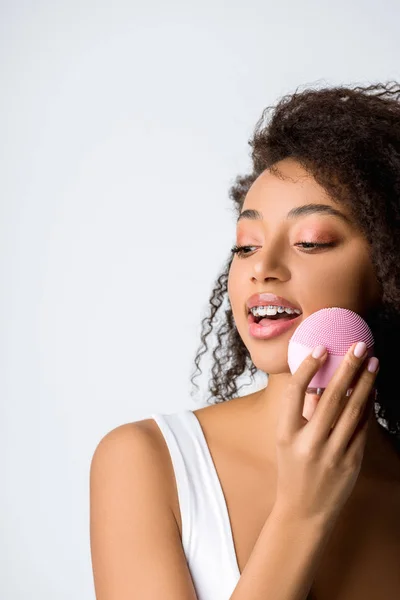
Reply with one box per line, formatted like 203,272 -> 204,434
90,420 -> 160,467
90,418 -> 180,526
89,420 -> 198,598
90,418 -> 175,485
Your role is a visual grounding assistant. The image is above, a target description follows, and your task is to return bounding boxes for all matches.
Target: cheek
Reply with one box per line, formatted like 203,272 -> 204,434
227,272 -> 233,301
302,256 -> 376,314
227,273 -> 239,314
336,256 -> 374,297
227,264 -> 245,302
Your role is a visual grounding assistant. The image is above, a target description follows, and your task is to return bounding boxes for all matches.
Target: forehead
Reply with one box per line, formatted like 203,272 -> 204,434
244,159 -> 332,210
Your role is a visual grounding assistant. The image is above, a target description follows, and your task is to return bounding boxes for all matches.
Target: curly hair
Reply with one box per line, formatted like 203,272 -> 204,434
189,81 -> 400,454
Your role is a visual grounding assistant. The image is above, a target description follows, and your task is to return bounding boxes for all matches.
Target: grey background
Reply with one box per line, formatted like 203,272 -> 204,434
1,0 -> 399,597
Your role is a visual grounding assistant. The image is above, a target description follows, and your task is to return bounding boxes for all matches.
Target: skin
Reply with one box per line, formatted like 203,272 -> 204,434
227,157 -> 400,485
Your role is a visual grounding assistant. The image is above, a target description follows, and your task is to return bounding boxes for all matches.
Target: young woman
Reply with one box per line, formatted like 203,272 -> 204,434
90,82 -> 400,600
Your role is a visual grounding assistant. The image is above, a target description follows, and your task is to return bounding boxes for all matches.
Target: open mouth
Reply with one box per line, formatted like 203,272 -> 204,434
248,311 -> 300,324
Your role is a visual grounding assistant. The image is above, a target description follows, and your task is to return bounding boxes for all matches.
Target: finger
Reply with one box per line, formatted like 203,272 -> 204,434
336,390 -> 374,465
328,360 -> 379,458
343,409 -> 370,465
307,342 -> 371,445
278,346 -> 328,439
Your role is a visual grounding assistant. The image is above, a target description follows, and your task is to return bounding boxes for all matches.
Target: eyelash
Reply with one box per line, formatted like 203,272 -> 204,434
230,242 -> 335,257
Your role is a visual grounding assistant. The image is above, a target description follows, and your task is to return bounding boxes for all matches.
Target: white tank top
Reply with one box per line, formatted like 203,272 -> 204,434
150,409 -> 241,599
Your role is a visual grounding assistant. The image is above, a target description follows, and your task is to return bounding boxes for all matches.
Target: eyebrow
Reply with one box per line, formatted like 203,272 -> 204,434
236,204 -> 353,225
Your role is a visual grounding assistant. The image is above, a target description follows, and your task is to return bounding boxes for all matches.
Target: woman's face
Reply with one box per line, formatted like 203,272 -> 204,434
227,158 -> 382,375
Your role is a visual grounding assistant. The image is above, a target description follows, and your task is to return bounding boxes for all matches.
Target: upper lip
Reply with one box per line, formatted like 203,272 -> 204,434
246,293 -> 302,313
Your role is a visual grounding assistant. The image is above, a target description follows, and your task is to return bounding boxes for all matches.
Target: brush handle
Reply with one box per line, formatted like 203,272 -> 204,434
306,386 -> 355,396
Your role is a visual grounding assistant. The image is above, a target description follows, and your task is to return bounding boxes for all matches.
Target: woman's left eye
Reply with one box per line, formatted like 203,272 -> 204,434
230,242 -> 335,257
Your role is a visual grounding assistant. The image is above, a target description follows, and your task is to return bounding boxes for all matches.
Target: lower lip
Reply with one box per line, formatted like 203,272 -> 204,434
247,312 -> 302,339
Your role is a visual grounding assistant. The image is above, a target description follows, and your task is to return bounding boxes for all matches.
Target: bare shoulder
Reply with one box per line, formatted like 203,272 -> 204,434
89,420 -> 198,599
90,421 -> 164,485
89,419 -> 176,524
90,418 -> 179,520
92,417 -> 176,461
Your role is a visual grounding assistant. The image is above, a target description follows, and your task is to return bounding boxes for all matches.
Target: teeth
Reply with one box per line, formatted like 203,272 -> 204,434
250,305 -> 302,317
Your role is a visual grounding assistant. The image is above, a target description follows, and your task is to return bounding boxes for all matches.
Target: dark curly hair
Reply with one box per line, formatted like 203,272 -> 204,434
189,80 -> 400,454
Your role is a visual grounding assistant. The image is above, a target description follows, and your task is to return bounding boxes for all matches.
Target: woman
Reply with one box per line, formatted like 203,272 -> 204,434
90,82 -> 400,599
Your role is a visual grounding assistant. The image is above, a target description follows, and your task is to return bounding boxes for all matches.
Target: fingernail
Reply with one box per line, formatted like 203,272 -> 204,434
367,357 -> 379,373
312,345 -> 327,359
353,341 -> 367,358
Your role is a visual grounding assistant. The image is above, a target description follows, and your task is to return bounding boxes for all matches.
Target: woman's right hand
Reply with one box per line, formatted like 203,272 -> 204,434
274,342 -> 380,525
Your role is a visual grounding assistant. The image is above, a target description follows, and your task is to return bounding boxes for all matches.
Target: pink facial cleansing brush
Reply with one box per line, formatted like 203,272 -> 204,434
288,307 -> 375,396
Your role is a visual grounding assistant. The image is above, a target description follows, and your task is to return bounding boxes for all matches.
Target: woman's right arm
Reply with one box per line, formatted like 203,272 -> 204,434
229,502 -> 335,600
230,342 -> 378,600
90,422 -> 198,600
